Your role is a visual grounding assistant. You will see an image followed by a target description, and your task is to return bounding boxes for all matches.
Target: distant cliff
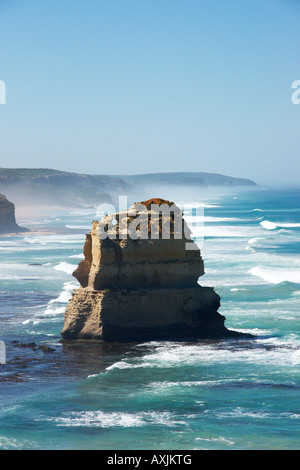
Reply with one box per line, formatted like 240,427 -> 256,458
118,172 -> 258,188
61,198 -> 250,342
0,168 -> 124,207
0,168 -> 257,208
0,194 -> 27,233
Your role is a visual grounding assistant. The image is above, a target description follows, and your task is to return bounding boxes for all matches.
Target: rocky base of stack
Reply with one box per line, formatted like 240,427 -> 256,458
61,286 -> 247,342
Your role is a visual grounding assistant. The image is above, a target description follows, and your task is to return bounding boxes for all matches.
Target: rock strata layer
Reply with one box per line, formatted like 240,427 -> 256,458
0,194 -> 26,233
61,198 -> 248,341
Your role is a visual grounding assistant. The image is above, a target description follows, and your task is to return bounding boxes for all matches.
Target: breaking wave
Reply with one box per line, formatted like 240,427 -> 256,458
53,262 -> 76,275
249,266 -> 300,284
48,410 -> 186,428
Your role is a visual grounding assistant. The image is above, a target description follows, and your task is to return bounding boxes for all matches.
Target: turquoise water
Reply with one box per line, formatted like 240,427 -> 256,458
0,188 -> 299,450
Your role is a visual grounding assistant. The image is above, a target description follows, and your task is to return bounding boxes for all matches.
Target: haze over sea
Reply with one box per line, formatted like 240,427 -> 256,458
0,187 -> 299,450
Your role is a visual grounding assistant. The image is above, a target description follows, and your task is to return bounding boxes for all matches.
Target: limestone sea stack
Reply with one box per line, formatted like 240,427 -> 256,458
0,194 -> 27,233
61,198 -> 247,342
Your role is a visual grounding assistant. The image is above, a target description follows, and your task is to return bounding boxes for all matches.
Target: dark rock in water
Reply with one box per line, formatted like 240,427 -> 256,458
37,345 -> 55,353
10,341 -> 55,353
61,198 -> 252,342
0,194 -> 28,233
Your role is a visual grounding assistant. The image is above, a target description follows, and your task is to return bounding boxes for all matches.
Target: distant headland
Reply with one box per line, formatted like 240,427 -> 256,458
0,168 -> 258,209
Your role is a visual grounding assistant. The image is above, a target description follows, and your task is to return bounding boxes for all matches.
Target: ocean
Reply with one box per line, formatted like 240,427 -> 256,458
0,187 -> 299,450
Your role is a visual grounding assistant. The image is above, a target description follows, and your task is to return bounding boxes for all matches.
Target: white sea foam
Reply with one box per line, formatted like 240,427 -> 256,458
69,208 -> 97,216
105,339 -> 300,371
256,334 -> 300,349
42,306 -> 66,316
53,262 -> 76,275
184,216 -> 242,223
273,223 -> 300,228
24,234 -> 84,245
22,281 -> 78,325
248,237 -> 262,245
0,262 -> 53,280
193,225 -> 260,238
65,225 -> 91,229
50,410 -> 185,428
144,378 -> 250,392
106,361 -> 144,371
49,281 -> 77,304
0,436 -> 34,450
250,266 -> 300,284
195,436 -> 235,445
42,281 -> 77,317
0,234 -> 84,253
260,220 -> 300,230
69,253 -> 84,258
213,407 -> 300,420
260,220 -> 277,230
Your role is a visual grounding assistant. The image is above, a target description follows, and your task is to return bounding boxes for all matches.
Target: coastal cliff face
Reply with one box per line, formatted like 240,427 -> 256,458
61,198 -> 243,341
0,194 -> 26,233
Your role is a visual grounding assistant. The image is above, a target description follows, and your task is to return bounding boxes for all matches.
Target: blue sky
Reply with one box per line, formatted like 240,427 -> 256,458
0,0 -> 300,186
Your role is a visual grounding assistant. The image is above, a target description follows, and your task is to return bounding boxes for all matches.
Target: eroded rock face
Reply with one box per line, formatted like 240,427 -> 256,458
61,198 -> 245,341
0,194 -> 26,233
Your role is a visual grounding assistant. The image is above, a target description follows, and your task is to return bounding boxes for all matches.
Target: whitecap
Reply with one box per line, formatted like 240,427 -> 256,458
248,237 -> 262,245
53,262 -> 76,275
195,437 -> 234,445
48,281 -> 77,304
27,281 -> 77,323
249,266 -> 300,284
106,361 -> 145,371
291,350 -> 300,365
256,334 -> 300,349
24,234 -> 85,245
40,281 -> 77,318
42,306 -> 66,316
260,220 -> 277,230
0,436 -> 30,450
213,407 -> 300,420
49,410 -> 185,428
273,223 -> 300,228
105,338 -> 300,370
